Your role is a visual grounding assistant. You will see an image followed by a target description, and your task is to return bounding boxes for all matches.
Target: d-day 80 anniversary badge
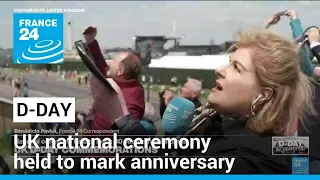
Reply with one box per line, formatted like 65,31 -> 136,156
13,13 -> 64,64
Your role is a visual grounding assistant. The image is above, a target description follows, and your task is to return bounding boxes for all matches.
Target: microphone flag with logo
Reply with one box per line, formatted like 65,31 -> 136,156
161,97 -> 195,135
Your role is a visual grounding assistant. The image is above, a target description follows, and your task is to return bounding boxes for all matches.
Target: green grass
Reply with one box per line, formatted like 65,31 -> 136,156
0,136 -> 12,156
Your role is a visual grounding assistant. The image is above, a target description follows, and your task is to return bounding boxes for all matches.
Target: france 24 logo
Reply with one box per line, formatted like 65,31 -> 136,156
13,13 -> 64,64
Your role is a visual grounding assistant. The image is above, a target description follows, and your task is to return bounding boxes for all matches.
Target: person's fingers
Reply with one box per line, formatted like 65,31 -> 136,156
208,109 -> 217,117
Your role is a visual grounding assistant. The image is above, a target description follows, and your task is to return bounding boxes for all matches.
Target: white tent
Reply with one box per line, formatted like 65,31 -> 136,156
105,54 -> 230,70
148,55 -> 230,70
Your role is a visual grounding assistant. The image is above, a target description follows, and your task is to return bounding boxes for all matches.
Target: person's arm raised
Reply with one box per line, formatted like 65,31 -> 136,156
286,10 -> 314,77
286,10 -> 303,38
83,26 -> 108,77
264,15 -> 280,29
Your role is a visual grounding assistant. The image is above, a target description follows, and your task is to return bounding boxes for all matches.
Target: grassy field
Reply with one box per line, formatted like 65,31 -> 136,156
0,136 -> 11,156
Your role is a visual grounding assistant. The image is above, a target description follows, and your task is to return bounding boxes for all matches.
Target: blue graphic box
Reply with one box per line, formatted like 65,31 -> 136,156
292,157 -> 309,174
13,13 -> 64,64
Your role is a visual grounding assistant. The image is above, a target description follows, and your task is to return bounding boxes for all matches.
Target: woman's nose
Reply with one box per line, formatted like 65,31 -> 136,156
216,66 -> 226,78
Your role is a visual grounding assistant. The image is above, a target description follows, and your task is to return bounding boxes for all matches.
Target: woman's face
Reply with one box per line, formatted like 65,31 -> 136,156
208,48 -> 261,116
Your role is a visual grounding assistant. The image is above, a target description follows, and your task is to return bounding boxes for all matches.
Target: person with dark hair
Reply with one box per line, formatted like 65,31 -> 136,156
23,82 -> 29,97
13,78 -> 21,97
84,74 -> 88,85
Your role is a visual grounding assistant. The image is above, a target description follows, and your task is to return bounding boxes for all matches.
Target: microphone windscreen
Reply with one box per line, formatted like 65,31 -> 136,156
161,97 -> 195,135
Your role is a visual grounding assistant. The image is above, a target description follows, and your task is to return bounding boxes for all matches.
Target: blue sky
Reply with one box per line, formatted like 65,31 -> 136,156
1,1 -> 320,48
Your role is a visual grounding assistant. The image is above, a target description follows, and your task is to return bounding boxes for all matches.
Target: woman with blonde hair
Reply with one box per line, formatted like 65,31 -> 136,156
88,29 -> 316,174
181,29 -> 316,174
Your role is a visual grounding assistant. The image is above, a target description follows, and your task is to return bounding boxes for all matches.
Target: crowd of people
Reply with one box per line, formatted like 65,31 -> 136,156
76,9 -> 320,174
1,9 -> 320,174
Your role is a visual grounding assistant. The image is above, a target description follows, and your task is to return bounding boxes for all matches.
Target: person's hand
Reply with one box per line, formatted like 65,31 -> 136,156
90,73 -> 129,124
83,25 -> 97,44
265,15 -> 280,29
285,10 -> 298,20
163,90 -> 174,105
306,28 -> 320,43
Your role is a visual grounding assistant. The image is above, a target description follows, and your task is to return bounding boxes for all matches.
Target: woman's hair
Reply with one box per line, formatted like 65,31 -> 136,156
235,29 -> 316,135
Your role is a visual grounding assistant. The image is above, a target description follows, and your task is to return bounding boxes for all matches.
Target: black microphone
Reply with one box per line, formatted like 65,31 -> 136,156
296,26 -> 319,45
296,34 -> 309,45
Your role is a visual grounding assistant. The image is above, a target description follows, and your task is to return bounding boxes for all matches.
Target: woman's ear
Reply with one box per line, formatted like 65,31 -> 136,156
257,87 -> 273,104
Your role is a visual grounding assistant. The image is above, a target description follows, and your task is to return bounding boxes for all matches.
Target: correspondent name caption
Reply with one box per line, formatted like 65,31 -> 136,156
13,128 -> 120,135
